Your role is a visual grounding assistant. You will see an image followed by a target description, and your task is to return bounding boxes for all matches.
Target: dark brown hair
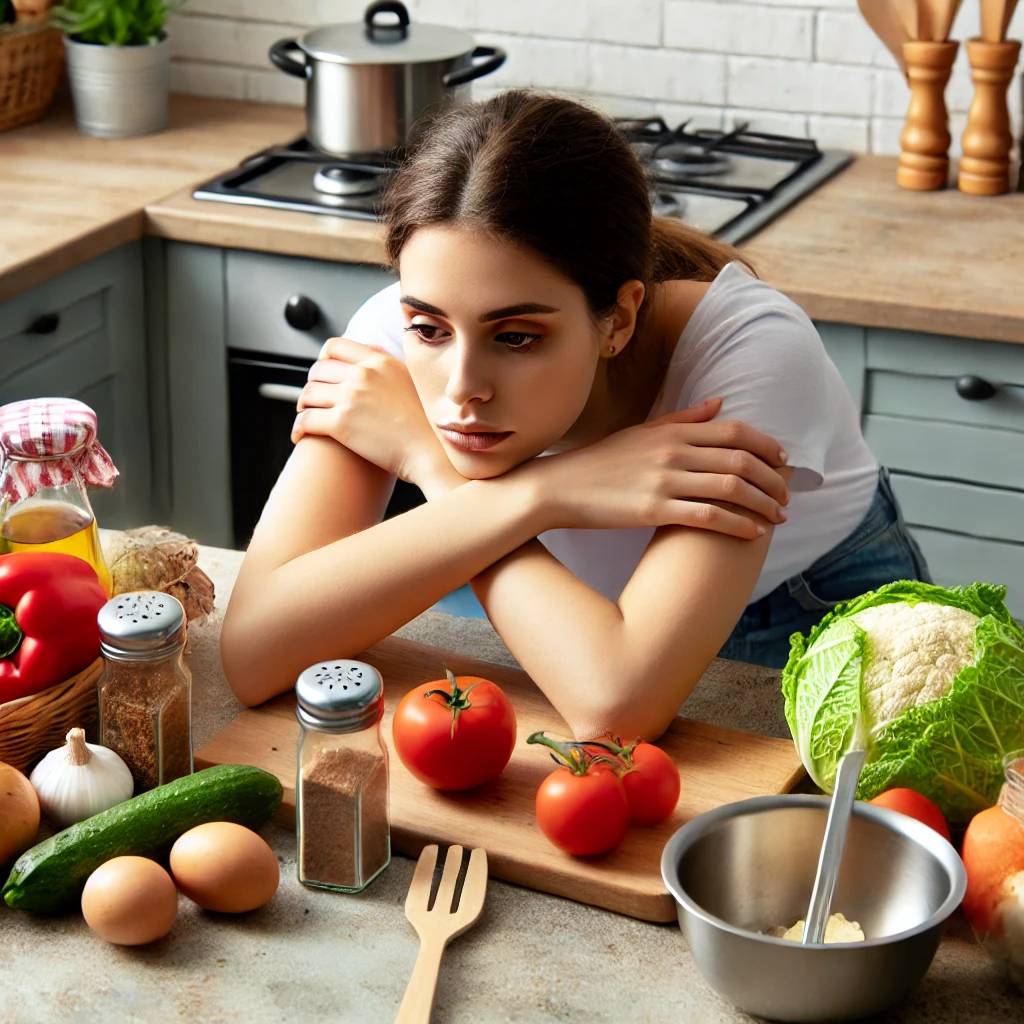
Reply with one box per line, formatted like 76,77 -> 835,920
383,90 -> 749,361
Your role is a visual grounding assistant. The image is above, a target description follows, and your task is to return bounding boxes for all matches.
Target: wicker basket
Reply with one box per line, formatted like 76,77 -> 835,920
0,658 -> 103,773
0,22 -> 64,134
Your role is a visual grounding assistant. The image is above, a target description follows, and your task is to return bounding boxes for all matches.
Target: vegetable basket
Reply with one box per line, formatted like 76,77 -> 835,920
0,657 -> 102,772
0,22 -> 64,133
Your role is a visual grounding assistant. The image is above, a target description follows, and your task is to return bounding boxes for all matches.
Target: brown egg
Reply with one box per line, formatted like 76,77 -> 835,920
81,856 -> 178,945
170,821 -> 279,913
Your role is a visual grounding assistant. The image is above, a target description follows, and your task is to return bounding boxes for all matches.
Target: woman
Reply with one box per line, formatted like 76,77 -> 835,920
222,91 -> 929,740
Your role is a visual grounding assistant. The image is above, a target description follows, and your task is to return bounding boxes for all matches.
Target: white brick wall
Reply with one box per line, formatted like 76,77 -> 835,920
168,0 -> 1024,155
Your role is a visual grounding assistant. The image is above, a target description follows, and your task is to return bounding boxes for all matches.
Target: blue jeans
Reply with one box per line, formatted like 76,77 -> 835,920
716,467 -> 932,668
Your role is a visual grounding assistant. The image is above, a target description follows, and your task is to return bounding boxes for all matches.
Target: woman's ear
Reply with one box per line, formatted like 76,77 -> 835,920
601,280 -> 646,358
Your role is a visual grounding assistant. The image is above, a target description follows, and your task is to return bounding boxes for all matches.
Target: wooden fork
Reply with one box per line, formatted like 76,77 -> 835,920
394,845 -> 489,1024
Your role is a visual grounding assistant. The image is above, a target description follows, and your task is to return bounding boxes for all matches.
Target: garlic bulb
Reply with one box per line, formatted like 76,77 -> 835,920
29,728 -> 134,827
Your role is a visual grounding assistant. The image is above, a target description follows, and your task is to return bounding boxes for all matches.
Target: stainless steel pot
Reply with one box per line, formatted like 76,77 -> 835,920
269,0 -> 506,158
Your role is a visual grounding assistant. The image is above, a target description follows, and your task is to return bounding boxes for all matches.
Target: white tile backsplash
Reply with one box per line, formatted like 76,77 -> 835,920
168,0 -> 1024,155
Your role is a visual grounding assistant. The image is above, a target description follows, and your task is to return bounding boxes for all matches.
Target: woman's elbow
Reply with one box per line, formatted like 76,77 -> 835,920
220,604 -> 286,708
563,696 -> 675,745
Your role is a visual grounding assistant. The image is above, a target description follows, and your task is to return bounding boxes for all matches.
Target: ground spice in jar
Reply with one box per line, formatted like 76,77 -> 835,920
99,659 -> 192,792
96,591 -> 193,793
299,746 -> 390,890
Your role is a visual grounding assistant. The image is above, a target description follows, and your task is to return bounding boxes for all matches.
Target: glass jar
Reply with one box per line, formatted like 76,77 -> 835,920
0,398 -> 117,595
296,659 -> 390,893
97,591 -> 193,793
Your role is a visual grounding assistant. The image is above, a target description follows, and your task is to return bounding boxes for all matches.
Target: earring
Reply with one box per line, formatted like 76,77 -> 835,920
606,344 -> 617,356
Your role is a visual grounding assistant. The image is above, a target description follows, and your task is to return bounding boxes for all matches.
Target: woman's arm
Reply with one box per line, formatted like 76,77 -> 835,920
221,436 -> 551,706
466,467 -> 794,742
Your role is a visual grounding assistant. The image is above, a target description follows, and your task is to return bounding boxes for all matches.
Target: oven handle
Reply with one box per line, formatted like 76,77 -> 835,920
258,383 -> 305,405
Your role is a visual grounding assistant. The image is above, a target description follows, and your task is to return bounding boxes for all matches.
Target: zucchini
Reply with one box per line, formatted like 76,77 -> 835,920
2,764 -> 282,913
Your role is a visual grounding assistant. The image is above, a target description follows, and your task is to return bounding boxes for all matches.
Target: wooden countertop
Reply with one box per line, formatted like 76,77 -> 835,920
3,95 -> 1024,342
0,95 -> 304,303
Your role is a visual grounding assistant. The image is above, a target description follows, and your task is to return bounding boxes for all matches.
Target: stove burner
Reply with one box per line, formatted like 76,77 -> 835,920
313,165 -> 383,197
652,142 -> 732,179
650,191 -> 686,218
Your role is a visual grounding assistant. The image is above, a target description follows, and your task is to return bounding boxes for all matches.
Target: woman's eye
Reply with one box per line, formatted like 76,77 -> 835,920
496,332 -> 542,352
404,323 -> 449,343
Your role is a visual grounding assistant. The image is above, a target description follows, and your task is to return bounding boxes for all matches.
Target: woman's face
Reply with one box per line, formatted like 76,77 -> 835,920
398,224 -> 606,479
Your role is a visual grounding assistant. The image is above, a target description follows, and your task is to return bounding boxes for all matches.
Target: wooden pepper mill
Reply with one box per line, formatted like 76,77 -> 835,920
958,38 -> 1022,195
897,41 -> 959,190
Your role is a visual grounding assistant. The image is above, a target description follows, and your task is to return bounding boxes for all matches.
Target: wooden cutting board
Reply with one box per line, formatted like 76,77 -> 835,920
196,635 -> 804,922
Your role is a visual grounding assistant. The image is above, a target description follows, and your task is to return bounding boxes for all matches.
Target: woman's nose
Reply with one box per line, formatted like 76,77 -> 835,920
444,343 -> 493,407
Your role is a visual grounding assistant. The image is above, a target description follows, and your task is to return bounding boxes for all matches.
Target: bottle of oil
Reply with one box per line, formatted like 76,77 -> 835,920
0,399 -> 118,595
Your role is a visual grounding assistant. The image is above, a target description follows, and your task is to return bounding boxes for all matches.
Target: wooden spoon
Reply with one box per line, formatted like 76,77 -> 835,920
918,0 -> 964,40
857,0 -> 917,75
981,0 -> 1020,40
394,845 -> 489,1024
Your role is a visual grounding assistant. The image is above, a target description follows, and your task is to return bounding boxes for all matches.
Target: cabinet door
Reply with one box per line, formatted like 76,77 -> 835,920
0,243 -> 151,528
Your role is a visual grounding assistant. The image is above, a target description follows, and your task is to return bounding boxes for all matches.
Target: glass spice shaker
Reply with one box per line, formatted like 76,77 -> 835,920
296,659 -> 391,893
97,591 -> 193,793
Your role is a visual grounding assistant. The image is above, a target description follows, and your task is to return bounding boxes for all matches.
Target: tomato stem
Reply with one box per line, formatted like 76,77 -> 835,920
585,735 -> 640,773
526,731 -> 620,776
423,667 -> 484,740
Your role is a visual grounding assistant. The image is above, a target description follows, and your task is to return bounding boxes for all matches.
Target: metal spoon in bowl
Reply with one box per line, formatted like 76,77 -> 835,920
802,744 -> 867,945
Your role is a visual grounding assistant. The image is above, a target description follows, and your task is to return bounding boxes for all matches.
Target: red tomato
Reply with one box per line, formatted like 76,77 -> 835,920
392,672 -> 516,791
535,764 -> 630,856
620,742 -> 681,826
869,788 -> 951,842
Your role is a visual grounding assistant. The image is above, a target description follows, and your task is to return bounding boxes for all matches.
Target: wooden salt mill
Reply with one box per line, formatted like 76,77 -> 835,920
898,41 -> 959,190
958,39 -> 1022,194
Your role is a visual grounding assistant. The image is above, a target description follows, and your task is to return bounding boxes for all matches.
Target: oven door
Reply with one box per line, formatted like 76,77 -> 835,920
228,349 -> 426,549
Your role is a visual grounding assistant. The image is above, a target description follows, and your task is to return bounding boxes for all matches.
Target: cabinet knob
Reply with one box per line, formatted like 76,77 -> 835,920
26,312 -> 60,335
955,375 -> 997,401
284,295 -> 321,332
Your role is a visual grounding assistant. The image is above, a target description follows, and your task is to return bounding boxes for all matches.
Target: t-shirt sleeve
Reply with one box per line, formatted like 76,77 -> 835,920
342,280 -> 407,363
678,299 -> 833,491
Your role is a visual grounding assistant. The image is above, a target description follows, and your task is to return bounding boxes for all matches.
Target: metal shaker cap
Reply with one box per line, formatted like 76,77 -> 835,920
98,591 -> 186,661
295,659 -> 383,733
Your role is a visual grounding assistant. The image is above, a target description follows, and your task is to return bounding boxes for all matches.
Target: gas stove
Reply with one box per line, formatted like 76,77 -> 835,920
192,118 -> 852,244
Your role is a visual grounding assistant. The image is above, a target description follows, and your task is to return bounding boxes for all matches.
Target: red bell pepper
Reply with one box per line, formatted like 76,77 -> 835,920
0,552 -> 107,703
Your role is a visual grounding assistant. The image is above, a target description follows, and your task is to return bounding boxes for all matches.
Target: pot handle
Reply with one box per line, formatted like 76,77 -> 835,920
364,0 -> 410,39
269,39 -> 310,79
442,46 -> 507,88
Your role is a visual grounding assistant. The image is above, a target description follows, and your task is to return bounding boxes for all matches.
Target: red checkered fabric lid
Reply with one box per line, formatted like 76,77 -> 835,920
0,398 -> 119,502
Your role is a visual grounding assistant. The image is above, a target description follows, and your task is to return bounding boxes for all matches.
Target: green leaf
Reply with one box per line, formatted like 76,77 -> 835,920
0,604 -> 23,661
49,0 -> 179,46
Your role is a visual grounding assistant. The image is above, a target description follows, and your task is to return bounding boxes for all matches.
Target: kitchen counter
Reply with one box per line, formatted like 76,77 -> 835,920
2,543 -> 1022,1024
3,95 -> 1024,341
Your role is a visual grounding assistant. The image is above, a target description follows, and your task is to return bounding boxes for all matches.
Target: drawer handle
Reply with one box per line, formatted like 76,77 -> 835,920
955,375 -> 997,401
26,312 -> 60,335
258,383 -> 304,404
284,295 -> 321,332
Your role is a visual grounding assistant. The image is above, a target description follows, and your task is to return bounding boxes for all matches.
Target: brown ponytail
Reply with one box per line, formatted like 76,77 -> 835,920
383,90 -> 752,352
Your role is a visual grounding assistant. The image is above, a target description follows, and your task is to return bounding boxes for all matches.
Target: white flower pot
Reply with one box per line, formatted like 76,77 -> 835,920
64,35 -> 170,139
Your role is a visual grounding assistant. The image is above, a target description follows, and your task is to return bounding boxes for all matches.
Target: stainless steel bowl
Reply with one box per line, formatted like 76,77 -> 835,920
660,795 -> 966,1022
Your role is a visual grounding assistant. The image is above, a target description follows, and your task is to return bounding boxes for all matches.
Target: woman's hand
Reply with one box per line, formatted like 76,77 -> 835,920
291,337 -> 451,486
525,397 -> 790,539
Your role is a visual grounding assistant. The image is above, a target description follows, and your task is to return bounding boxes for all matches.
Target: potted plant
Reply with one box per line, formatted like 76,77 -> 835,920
50,0 -> 179,138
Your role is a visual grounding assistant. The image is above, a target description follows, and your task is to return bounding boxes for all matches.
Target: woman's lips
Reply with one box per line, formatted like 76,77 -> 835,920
438,427 -> 513,451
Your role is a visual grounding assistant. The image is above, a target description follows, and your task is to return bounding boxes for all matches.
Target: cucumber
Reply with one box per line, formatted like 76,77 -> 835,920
2,764 -> 282,913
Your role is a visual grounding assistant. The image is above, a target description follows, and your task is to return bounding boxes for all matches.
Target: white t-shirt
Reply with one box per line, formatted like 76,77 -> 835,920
344,261 -> 879,605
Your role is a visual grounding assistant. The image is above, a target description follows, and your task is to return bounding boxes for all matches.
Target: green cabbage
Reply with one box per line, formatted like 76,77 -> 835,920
781,580 -> 1024,824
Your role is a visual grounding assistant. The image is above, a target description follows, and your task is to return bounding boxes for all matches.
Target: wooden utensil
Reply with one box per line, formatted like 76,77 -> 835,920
195,634 -> 804,923
958,37 -> 1022,194
857,0 -> 916,74
980,0 -> 1020,41
898,40 -> 959,189
394,845 -> 488,1024
917,0 -> 963,40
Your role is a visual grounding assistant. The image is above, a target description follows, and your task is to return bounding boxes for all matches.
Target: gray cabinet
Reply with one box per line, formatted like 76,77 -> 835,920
818,321 -> 1024,616
0,243 -> 152,528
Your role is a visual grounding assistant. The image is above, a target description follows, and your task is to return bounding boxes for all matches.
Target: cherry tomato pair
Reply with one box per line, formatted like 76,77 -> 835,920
530,732 -> 681,857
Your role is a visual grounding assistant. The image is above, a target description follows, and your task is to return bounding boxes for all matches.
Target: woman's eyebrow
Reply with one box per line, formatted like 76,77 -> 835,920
401,296 -> 560,322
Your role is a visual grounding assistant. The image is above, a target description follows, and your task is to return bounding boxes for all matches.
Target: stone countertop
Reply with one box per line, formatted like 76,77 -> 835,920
3,95 -> 1024,342
2,543 -> 1023,1024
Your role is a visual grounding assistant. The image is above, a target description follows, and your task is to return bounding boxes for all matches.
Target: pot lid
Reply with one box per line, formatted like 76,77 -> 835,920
300,0 -> 475,66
